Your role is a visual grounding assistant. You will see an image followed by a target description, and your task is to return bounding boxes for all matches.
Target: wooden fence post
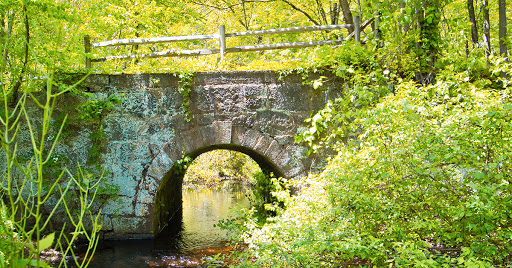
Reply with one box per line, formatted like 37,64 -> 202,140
219,25 -> 226,61
84,35 -> 91,69
354,15 -> 360,43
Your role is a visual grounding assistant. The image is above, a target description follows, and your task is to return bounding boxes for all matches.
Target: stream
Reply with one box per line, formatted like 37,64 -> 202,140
84,187 -> 251,267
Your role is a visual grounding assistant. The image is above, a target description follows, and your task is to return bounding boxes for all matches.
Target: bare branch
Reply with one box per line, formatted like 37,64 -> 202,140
279,0 -> 321,26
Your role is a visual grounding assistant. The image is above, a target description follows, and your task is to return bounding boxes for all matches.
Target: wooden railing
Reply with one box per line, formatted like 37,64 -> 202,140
84,16 -> 375,69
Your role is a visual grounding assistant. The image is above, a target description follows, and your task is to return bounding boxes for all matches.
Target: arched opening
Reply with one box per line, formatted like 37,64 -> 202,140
153,145 -> 284,237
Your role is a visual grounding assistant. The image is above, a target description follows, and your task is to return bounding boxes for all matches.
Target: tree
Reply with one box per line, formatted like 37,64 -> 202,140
499,0 -> 507,57
415,0 -> 442,83
482,0 -> 491,57
467,0 -> 478,44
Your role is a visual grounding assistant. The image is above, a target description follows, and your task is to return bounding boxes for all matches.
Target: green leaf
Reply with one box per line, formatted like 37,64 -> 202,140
14,259 -> 30,268
38,232 -> 55,252
29,260 -> 50,268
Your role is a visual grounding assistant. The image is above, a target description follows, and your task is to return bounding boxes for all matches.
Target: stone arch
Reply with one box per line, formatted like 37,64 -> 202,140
142,122 -> 307,235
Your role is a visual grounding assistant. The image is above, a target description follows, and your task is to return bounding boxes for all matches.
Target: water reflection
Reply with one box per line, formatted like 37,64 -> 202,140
85,188 -> 250,268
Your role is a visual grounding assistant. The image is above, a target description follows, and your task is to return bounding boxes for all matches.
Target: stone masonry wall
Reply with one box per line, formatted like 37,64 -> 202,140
26,71 -> 344,239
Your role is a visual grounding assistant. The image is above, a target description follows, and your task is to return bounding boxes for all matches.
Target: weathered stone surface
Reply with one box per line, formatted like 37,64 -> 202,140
83,74 -> 109,91
163,138 -> 185,161
147,150 -> 174,180
213,121 -> 232,144
254,135 -> 274,156
121,91 -> 159,118
33,71 -> 339,239
241,129 -> 263,149
199,125 -> 215,146
111,216 -> 151,234
231,126 -> 248,145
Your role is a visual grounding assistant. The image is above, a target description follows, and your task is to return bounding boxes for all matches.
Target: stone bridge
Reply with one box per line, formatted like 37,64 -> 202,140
51,71 -> 343,239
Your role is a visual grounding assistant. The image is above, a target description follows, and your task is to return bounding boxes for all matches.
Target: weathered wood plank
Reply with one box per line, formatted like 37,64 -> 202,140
91,39 -> 344,62
92,34 -> 220,47
225,24 -> 352,38
84,35 -> 92,69
92,24 -> 352,48
354,15 -> 360,42
91,48 -> 220,62
225,40 -> 343,53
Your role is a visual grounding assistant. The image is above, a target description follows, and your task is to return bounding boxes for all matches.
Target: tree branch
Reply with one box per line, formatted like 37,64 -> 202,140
279,0 -> 321,25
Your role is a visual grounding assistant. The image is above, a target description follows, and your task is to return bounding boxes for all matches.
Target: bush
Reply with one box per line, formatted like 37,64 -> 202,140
221,72 -> 512,267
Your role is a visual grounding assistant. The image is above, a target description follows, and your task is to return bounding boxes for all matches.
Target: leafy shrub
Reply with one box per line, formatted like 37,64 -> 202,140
221,70 -> 512,267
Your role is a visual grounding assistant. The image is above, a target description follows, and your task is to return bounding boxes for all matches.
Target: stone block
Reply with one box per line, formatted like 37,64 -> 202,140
196,114 -> 214,126
100,215 -> 113,231
241,129 -> 263,149
163,138 -> 185,162
274,135 -> 295,146
246,97 -> 265,110
231,126 -> 248,145
268,84 -> 311,112
265,140 -> 285,161
121,91 -> 158,118
283,159 -> 305,178
111,175 -> 139,196
110,74 -> 148,90
111,216 -> 151,234
147,151 -> 174,180
137,189 -> 156,204
147,74 -> 180,88
83,74 -> 109,92
213,121 -> 232,144
103,116 -> 139,141
135,203 -> 151,217
101,196 -> 134,216
231,113 -> 256,127
213,86 -> 245,114
254,111 -> 294,136
194,86 -> 215,113
254,135 -> 274,155
160,87 -> 183,113
199,125 -> 215,147
274,149 -> 293,169
181,128 -> 204,153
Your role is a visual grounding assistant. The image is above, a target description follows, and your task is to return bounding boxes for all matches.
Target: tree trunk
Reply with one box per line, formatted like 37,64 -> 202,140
339,0 -> 353,34
330,2 -> 339,24
315,0 -> 328,25
499,0 -> 507,57
415,0 -> 441,84
468,0 -> 478,44
482,0 -> 491,58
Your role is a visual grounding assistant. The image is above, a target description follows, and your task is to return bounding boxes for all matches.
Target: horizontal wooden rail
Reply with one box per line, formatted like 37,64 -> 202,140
92,34 -> 219,47
85,15 -> 377,67
224,24 -> 352,38
91,40 -> 347,62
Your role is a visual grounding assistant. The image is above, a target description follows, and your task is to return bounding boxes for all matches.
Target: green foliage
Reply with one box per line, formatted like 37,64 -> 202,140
0,75 -> 102,267
175,154 -> 194,174
295,44 -> 394,155
250,172 -> 289,224
176,72 -> 193,122
77,94 -> 122,166
184,150 -> 261,190
78,94 -> 122,122
216,172 -> 290,240
222,66 -> 512,266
